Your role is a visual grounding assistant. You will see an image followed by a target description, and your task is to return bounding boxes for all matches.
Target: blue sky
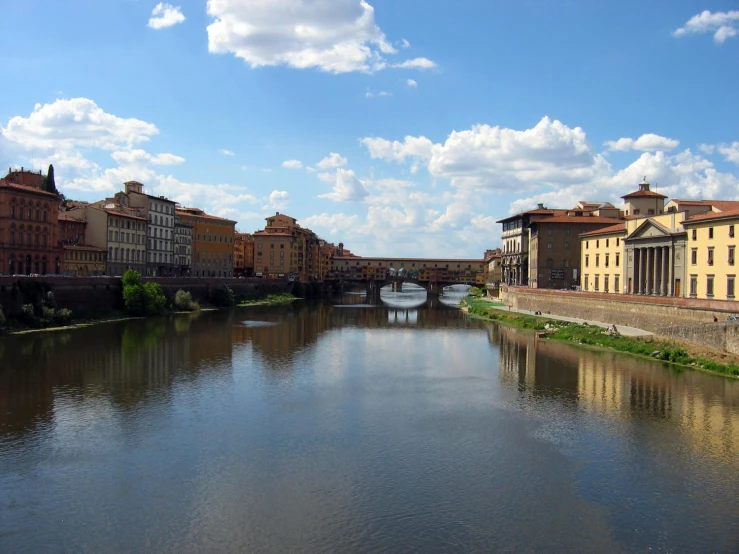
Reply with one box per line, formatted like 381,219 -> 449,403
1,0 -> 738,257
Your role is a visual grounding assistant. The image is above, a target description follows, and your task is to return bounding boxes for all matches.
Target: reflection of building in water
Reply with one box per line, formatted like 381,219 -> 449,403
496,323 -> 739,460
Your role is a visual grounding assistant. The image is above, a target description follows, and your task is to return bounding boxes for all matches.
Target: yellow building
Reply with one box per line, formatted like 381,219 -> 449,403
683,209 -> 739,300
328,256 -> 487,284
580,223 -> 626,293
62,245 -> 107,276
176,208 -> 236,278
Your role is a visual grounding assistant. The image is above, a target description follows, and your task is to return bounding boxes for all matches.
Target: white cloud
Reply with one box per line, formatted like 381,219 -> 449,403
317,152 -> 348,169
111,150 -> 185,166
718,142 -> 739,165
604,133 -> 680,152
698,143 -> 715,155
206,0 -> 399,73
365,89 -> 391,98
148,3 -> 185,30
406,79 -> 418,87
318,168 -> 369,202
673,10 -> 739,43
361,135 -> 434,163
282,159 -> 303,169
267,189 -> 290,209
391,57 -> 436,69
401,38 -> 411,48
220,149 -> 235,156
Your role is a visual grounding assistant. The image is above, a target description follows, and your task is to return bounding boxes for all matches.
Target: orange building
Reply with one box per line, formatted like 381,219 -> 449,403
176,208 -> 236,277
0,168 -> 62,275
234,232 -> 255,277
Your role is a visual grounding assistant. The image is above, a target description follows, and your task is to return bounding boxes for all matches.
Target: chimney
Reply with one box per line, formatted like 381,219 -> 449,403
537,203 -> 545,210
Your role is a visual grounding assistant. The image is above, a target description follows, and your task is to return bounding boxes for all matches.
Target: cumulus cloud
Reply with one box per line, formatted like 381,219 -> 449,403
148,3 -> 185,30
267,189 -> 290,209
673,10 -> 739,43
698,143 -> 715,155
718,142 -> 739,165
604,133 -> 680,152
391,57 -> 436,69
406,79 -> 417,87
282,159 -> 303,169
318,168 -> 369,202
317,152 -> 348,169
110,150 -> 185,166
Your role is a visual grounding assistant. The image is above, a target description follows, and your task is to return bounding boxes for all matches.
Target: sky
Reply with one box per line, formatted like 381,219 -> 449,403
1,0 -> 738,258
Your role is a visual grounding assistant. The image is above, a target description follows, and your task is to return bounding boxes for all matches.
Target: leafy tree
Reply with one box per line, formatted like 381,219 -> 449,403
174,290 -> 199,311
123,283 -> 147,316
209,284 -> 234,307
144,282 -> 167,315
122,269 -> 142,287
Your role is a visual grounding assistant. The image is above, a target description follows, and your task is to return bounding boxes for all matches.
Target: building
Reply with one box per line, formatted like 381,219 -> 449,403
485,248 -> 503,297
65,203 -> 147,276
253,212 -> 327,281
580,223 -> 627,294
113,181 -> 177,276
58,213 -> 106,276
683,208 -> 739,300
622,178 -> 667,217
174,215 -> 193,277
497,205 -> 568,286
234,232 -> 255,277
328,256 -> 487,284
0,168 -> 62,275
528,212 -> 624,289
176,208 -> 236,277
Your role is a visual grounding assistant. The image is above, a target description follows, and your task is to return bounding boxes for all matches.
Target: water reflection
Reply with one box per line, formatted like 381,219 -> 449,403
439,284 -> 472,307
1,302 -> 739,552
379,282 -> 427,309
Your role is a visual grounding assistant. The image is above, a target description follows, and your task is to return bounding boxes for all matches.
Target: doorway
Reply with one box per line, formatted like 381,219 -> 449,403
674,279 -> 681,297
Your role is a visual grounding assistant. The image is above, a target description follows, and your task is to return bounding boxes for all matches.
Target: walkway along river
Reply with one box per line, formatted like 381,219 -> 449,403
1,290 -> 738,552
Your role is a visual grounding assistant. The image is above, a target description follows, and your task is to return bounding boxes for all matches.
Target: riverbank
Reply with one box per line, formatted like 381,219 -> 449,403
236,293 -> 298,307
463,297 -> 739,378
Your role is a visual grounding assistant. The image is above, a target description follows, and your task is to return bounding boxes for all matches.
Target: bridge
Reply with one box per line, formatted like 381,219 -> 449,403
325,256 -> 488,296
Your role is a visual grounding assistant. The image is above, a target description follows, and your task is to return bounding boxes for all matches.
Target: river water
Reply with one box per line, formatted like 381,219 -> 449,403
1,287 -> 739,553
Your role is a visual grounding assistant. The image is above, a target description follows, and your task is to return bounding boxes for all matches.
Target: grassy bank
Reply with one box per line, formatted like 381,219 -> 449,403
237,293 -> 297,307
463,297 -> 739,377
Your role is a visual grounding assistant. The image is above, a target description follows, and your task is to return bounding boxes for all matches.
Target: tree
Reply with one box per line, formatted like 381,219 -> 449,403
143,282 -> 166,315
44,164 -> 58,194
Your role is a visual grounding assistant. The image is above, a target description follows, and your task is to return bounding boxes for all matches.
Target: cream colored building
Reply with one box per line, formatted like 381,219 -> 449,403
580,223 -> 626,294
683,209 -> 739,300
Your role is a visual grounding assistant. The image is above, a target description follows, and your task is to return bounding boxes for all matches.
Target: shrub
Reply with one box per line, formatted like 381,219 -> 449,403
123,283 -> 147,316
467,287 -> 483,297
21,304 -> 37,325
122,269 -> 142,287
55,308 -> 72,324
143,282 -> 167,315
210,284 -> 234,307
174,290 -> 199,311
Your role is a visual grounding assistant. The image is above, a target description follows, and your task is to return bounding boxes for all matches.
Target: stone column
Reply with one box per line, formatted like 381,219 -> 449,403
645,248 -> 651,295
653,247 -> 660,295
636,248 -> 643,294
667,246 -> 674,296
654,247 -> 662,295
662,246 -> 669,296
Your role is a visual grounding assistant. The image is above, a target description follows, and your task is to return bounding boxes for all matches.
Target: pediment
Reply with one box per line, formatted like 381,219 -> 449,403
626,219 -> 672,241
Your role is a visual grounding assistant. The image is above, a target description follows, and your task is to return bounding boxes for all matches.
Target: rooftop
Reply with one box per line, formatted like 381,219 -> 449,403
621,178 -> 667,199
579,222 -> 626,237
534,215 -> 624,225
0,179 -> 59,198
684,208 -> 739,225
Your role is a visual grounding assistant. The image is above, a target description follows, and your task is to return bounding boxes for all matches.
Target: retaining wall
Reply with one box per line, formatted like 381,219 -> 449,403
0,276 -> 292,317
501,286 -> 739,353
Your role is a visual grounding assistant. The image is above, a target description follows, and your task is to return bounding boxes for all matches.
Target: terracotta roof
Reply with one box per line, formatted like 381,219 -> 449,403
254,231 -> 294,237
684,208 -> 739,224
669,199 -> 714,206
579,223 -> 626,237
0,180 -> 59,198
709,201 -> 739,211
58,214 -> 84,222
176,208 -> 236,223
621,190 -> 667,199
497,208 -> 568,223
534,215 -> 624,224
91,206 -> 146,221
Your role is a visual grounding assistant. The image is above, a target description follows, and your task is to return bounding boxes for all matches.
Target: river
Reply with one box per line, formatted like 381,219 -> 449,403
1,287 -> 739,553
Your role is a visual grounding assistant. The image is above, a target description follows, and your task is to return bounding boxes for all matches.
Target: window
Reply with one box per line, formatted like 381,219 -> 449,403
604,275 -> 609,293
648,209 -> 655,216
708,248 -> 714,266
595,275 -> 600,291
596,254 -> 600,267
586,241 -> 589,250
690,275 -> 697,297
615,275 -> 620,293
707,275 -> 714,297
585,255 -> 589,267
730,246 -> 735,266
633,209 -> 640,216
563,259 -> 570,268
692,229 -> 697,240
731,225 -> 735,238
728,276 -> 736,299
565,229 -> 570,236
564,242 -> 570,249
585,276 -> 589,291
709,227 -> 714,239
547,242 -> 553,249
616,253 -> 620,267
606,239 -> 609,247
605,254 -> 609,268
616,238 -> 620,246
596,240 -> 600,248
547,229 -> 552,236
691,248 -> 697,265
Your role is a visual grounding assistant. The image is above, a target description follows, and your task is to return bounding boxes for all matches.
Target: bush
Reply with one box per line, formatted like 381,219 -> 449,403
123,283 -> 147,316
143,282 -> 166,315
122,269 -> 142,287
21,304 -> 37,325
174,290 -> 199,311
467,287 -> 484,297
210,284 -> 234,307
55,308 -> 72,324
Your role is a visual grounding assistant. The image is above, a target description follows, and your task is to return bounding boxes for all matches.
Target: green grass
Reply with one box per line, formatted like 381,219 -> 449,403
463,298 -> 739,377
237,293 -> 297,306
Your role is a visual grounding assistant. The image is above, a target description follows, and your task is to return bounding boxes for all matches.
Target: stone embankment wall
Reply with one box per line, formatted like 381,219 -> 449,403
0,277 -> 292,317
502,286 -> 739,352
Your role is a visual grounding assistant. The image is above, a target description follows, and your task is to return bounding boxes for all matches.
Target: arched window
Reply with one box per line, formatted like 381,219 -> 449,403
109,247 -> 113,260
114,247 -> 119,260
42,256 -> 47,275
9,254 -> 15,275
